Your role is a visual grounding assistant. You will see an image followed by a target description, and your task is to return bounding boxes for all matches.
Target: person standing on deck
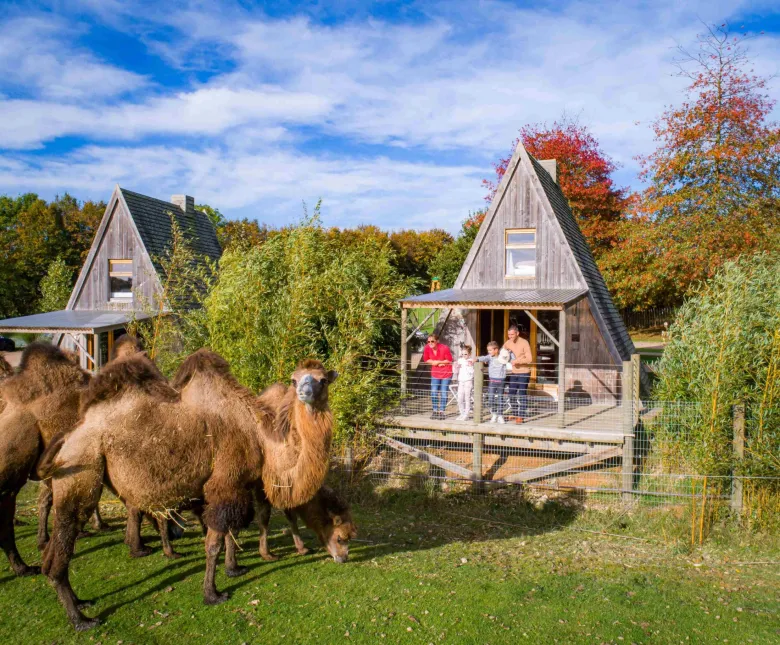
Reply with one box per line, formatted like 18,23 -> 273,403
423,333 -> 453,420
503,325 -> 532,424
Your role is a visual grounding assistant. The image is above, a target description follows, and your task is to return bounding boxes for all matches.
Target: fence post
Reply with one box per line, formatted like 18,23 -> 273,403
621,360 -> 635,502
400,307 -> 408,394
472,364 -> 483,425
731,404 -> 745,514
472,432 -> 484,492
557,308 -> 567,427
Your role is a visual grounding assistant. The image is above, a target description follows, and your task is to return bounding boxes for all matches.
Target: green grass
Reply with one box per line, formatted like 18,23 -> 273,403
1,482 -> 778,644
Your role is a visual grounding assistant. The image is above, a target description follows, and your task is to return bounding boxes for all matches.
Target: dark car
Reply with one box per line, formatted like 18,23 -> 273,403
0,336 -> 16,352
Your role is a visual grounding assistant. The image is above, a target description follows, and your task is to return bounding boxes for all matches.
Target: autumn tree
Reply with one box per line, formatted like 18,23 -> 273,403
38,257 -> 74,312
484,117 -> 631,260
389,228 -> 453,283
428,211 -> 484,289
606,25 -> 780,308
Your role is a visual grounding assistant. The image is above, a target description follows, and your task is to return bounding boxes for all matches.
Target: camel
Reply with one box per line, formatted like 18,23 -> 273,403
0,343 -> 90,576
256,485 -> 357,563
40,349 -> 336,631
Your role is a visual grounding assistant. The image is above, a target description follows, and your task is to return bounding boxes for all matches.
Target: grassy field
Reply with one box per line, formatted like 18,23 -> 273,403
1,482 -> 778,644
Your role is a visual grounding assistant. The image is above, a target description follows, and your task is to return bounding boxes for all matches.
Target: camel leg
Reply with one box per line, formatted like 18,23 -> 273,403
124,507 -> 151,558
284,510 -> 310,555
256,496 -> 278,561
224,531 -> 248,577
192,503 -> 208,536
37,481 -> 53,551
0,493 -> 39,576
89,505 -> 106,531
43,503 -> 99,631
158,517 -> 181,559
203,528 -> 229,605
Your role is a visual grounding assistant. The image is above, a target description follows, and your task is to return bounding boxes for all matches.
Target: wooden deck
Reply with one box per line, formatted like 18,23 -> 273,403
385,401 -> 625,446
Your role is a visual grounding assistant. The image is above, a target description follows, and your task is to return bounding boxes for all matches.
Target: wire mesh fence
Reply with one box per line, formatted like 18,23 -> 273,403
334,384 -> 778,513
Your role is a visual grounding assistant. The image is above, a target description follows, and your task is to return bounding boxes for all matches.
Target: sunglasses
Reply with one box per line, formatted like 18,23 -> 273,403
427,340 -> 436,344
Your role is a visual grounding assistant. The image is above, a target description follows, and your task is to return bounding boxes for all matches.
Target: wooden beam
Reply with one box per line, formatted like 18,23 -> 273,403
406,309 -> 437,343
380,435 -> 475,480
501,446 -> 622,484
524,309 -> 558,348
557,308 -> 567,421
621,360 -> 635,502
400,307 -> 408,393
731,404 -> 745,514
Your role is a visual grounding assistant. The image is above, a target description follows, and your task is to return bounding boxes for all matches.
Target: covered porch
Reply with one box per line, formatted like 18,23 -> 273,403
0,310 -> 152,372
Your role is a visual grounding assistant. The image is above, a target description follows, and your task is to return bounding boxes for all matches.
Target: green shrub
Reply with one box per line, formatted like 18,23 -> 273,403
653,252 -> 779,522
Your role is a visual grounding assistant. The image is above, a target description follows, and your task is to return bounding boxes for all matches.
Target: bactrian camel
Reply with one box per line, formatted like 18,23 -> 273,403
40,348 -> 336,631
0,344 -> 89,576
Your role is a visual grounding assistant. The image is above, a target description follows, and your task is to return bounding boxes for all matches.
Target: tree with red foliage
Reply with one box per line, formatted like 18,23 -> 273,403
484,116 -> 632,260
604,24 -> 780,309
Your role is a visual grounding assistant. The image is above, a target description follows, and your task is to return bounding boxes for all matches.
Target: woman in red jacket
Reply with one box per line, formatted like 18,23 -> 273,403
422,334 -> 453,419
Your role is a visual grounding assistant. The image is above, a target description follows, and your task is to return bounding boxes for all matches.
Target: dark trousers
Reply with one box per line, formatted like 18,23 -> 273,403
507,373 -> 530,418
487,379 -> 505,415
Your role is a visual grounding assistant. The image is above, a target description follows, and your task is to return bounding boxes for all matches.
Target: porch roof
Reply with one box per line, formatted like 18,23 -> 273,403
400,288 -> 588,309
0,310 -> 151,335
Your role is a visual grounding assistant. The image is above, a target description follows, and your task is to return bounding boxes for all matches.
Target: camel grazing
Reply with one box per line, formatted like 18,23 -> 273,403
0,343 -> 90,576
40,349 -> 336,631
256,485 -> 357,563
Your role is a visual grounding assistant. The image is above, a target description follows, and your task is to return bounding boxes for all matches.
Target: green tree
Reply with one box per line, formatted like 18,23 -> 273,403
428,211 -> 483,289
38,257 -> 74,312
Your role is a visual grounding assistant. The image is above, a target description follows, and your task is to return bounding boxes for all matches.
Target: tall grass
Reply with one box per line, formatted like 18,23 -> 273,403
653,252 -> 780,526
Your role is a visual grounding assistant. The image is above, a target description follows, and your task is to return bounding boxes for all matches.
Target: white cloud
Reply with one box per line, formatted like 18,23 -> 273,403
0,15 -> 146,100
1,0 -> 779,229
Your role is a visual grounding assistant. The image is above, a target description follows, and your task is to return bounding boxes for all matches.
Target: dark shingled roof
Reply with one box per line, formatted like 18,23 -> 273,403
120,188 -> 222,275
529,156 -> 635,363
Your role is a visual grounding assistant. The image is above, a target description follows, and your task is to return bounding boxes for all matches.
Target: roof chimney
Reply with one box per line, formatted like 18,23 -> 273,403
539,159 -> 557,183
171,195 -> 195,213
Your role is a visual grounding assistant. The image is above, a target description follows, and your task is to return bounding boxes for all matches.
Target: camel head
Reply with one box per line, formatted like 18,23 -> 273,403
291,359 -> 337,408
111,334 -> 143,361
321,509 -> 358,563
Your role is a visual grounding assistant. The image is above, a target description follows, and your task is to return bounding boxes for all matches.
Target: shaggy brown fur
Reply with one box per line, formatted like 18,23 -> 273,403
256,485 -> 357,563
0,343 -> 89,577
110,335 -> 142,361
0,354 -> 13,415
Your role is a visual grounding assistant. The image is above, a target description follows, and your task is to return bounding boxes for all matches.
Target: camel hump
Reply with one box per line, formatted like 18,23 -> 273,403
111,335 -> 143,361
171,348 -> 232,390
80,353 -> 177,414
19,342 -> 73,373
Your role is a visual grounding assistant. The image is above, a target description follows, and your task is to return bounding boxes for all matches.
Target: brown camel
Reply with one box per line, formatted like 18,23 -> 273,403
256,485 -> 357,563
0,343 -> 90,576
35,335 -> 144,550
40,349 -> 336,631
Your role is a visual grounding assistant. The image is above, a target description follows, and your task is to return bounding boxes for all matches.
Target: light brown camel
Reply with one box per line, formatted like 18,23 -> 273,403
0,343 -> 90,576
35,335 -> 144,551
40,349 -> 336,631
256,485 -> 357,563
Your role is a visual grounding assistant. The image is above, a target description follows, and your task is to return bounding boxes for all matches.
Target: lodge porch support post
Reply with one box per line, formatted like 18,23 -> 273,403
400,306 -> 408,394
93,333 -> 101,371
621,360 -> 635,502
472,362 -> 484,425
731,404 -> 745,515
557,308 -> 567,427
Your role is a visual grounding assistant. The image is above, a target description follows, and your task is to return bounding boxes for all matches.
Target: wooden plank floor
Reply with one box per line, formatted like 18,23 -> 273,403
385,402 -> 624,444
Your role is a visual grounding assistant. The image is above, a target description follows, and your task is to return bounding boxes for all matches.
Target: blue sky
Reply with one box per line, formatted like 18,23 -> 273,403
1,0 -> 778,233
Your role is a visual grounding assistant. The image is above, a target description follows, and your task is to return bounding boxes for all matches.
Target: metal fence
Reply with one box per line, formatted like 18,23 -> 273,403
620,306 -> 678,330
336,387 -> 778,511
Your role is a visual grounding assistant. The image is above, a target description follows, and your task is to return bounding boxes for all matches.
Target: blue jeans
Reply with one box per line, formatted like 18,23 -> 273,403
507,373 -> 530,418
487,379 -> 505,415
430,377 -> 451,412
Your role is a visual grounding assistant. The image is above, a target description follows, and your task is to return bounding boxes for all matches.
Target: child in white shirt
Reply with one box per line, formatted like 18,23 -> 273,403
455,345 -> 474,421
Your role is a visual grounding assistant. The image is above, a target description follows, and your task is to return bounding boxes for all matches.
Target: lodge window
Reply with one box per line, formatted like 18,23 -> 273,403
109,259 -> 133,300
505,229 -> 536,278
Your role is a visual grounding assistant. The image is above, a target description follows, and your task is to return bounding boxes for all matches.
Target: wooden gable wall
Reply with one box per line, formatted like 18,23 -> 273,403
457,152 -> 585,290
70,196 -> 161,311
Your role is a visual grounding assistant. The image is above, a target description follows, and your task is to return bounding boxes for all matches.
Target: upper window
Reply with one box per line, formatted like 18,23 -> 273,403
505,229 -> 536,278
109,259 -> 133,300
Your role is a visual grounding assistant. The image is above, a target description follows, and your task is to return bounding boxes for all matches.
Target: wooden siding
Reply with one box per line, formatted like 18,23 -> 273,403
72,201 -> 161,311
565,297 -> 614,366
459,156 -> 585,290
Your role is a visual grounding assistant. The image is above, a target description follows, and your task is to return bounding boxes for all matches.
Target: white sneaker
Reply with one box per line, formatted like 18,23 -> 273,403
490,414 -> 497,423
498,416 -> 505,424
456,414 -> 466,421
